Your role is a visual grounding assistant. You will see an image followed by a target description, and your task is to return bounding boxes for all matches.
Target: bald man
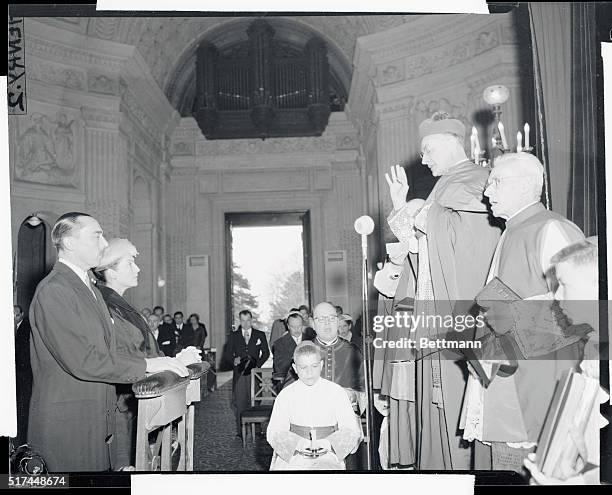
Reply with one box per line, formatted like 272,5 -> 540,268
461,153 -> 585,475
285,302 -> 365,468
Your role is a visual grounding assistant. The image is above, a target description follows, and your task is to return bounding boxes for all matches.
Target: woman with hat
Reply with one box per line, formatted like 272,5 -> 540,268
94,238 -> 200,470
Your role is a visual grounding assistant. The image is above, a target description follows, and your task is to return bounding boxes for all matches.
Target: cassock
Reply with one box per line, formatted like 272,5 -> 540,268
266,378 -> 362,470
372,250 -> 418,467
460,202 -> 585,472
314,337 -> 365,394
388,160 -> 501,470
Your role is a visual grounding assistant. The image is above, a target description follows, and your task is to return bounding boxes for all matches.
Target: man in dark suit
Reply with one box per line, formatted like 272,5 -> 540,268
227,309 -> 270,437
156,315 -> 177,357
14,304 -> 32,447
173,311 -> 192,352
271,311 -> 315,392
28,212 -> 188,472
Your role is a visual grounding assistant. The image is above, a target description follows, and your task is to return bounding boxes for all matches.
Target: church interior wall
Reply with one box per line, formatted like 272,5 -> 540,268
10,13 -> 538,353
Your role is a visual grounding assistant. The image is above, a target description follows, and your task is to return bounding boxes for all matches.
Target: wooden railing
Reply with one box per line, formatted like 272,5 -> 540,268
132,362 -> 210,471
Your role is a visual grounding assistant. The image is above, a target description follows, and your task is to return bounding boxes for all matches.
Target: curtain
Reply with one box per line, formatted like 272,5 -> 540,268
529,2 -> 599,235
568,3 -> 599,236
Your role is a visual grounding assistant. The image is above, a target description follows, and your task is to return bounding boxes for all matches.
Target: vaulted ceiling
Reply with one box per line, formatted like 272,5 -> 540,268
37,15 -> 422,113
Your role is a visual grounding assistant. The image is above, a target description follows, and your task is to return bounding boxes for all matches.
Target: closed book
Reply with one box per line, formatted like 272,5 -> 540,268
536,370 -> 596,478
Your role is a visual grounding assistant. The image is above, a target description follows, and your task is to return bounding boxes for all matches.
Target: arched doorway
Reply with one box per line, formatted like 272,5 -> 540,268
15,218 -> 49,315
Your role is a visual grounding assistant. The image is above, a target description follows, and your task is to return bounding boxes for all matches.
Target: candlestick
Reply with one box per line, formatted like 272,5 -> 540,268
492,136 -> 497,148
524,123 -> 530,149
498,121 -> 508,150
517,131 -> 523,152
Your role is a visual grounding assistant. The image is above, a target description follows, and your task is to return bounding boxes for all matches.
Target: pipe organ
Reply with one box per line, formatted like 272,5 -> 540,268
194,20 -> 333,140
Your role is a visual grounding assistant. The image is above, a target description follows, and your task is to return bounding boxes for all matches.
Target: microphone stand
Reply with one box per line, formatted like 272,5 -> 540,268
359,231 -> 374,471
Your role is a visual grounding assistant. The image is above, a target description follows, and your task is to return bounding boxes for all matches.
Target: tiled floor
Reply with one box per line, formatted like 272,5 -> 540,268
192,376 -> 273,471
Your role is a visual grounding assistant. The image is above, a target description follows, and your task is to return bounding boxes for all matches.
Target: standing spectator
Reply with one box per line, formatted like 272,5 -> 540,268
334,305 -> 343,317
13,304 -> 32,447
173,311 -> 188,352
227,310 -> 270,438
298,305 -> 315,329
187,313 -> 208,350
141,307 -> 151,318
27,212 -> 187,472
152,306 -> 164,320
157,314 -> 176,357
338,314 -> 362,349
94,238 -> 196,469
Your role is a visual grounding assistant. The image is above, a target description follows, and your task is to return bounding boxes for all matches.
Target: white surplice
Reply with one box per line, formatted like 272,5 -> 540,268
266,377 -> 362,470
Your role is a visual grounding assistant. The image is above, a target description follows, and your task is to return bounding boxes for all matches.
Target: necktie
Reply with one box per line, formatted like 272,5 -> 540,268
244,331 -> 250,344
85,276 -> 97,300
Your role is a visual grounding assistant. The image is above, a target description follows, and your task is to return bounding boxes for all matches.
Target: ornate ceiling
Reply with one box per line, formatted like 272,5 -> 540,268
36,15 -> 422,113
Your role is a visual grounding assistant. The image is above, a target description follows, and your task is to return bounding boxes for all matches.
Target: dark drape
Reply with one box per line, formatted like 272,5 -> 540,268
568,2 -> 599,236
529,2 -> 599,234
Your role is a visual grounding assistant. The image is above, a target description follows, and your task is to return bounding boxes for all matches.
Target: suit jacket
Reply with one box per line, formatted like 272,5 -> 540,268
176,324 -> 192,350
157,323 -> 176,357
15,318 -> 32,387
28,262 -> 147,472
191,324 -> 208,349
227,327 -> 270,380
271,330 -> 316,382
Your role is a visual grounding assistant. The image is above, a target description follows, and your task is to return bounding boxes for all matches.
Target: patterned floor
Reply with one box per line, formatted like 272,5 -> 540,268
192,373 -> 273,471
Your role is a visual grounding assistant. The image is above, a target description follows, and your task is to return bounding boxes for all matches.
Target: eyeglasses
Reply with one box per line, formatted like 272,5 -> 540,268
314,315 -> 338,323
419,146 -> 433,159
485,176 -> 523,189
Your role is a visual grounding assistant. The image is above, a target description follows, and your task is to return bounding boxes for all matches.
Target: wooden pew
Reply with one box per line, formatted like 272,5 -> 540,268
133,362 -> 210,471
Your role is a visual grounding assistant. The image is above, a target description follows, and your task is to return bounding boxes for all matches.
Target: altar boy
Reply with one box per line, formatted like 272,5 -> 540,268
266,341 -> 362,470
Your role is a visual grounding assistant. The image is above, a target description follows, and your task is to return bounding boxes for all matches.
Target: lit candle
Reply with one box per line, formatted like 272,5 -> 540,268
524,123 -> 530,149
470,134 -> 475,161
498,121 -> 508,150
310,428 -> 317,450
517,131 -> 523,152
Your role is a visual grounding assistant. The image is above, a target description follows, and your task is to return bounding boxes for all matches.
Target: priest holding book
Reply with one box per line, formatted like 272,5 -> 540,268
461,152 -> 586,475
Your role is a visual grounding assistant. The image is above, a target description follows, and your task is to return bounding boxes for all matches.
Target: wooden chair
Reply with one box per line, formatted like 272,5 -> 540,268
240,368 -> 276,447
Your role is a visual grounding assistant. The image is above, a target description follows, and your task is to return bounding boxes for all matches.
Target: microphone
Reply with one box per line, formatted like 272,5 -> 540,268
354,215 -> 375,236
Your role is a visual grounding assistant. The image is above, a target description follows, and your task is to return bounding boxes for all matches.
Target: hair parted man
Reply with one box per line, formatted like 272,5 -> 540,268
27,212 -> 188,472
460,152 -> 586,476
266,341 -> 362,470
384,111 -> 502,470
226,309 -> 270,439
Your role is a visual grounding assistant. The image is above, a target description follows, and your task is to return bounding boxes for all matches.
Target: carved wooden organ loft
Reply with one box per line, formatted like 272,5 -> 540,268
194,20 -> 336,140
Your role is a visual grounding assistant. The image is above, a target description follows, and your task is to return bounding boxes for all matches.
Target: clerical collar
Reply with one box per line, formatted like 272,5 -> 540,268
505,201 -> 544,228
444,158 -> 472,174
316,336 -> 339,347
59,258 -> 91,289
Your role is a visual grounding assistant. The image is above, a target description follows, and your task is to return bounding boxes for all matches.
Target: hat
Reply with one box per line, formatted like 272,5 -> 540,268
418,111 -> 465,140
96,238 -> 138,271
339,313 -> 353,322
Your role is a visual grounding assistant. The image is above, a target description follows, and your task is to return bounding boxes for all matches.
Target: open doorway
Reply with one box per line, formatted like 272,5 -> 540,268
225,211 -> 312,340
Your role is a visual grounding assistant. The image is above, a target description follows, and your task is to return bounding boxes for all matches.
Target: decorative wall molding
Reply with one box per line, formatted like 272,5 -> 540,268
27,57 -> 87,92
80,105 -> 121,128
222,169 -> 310,193
195,136 -> 337,156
